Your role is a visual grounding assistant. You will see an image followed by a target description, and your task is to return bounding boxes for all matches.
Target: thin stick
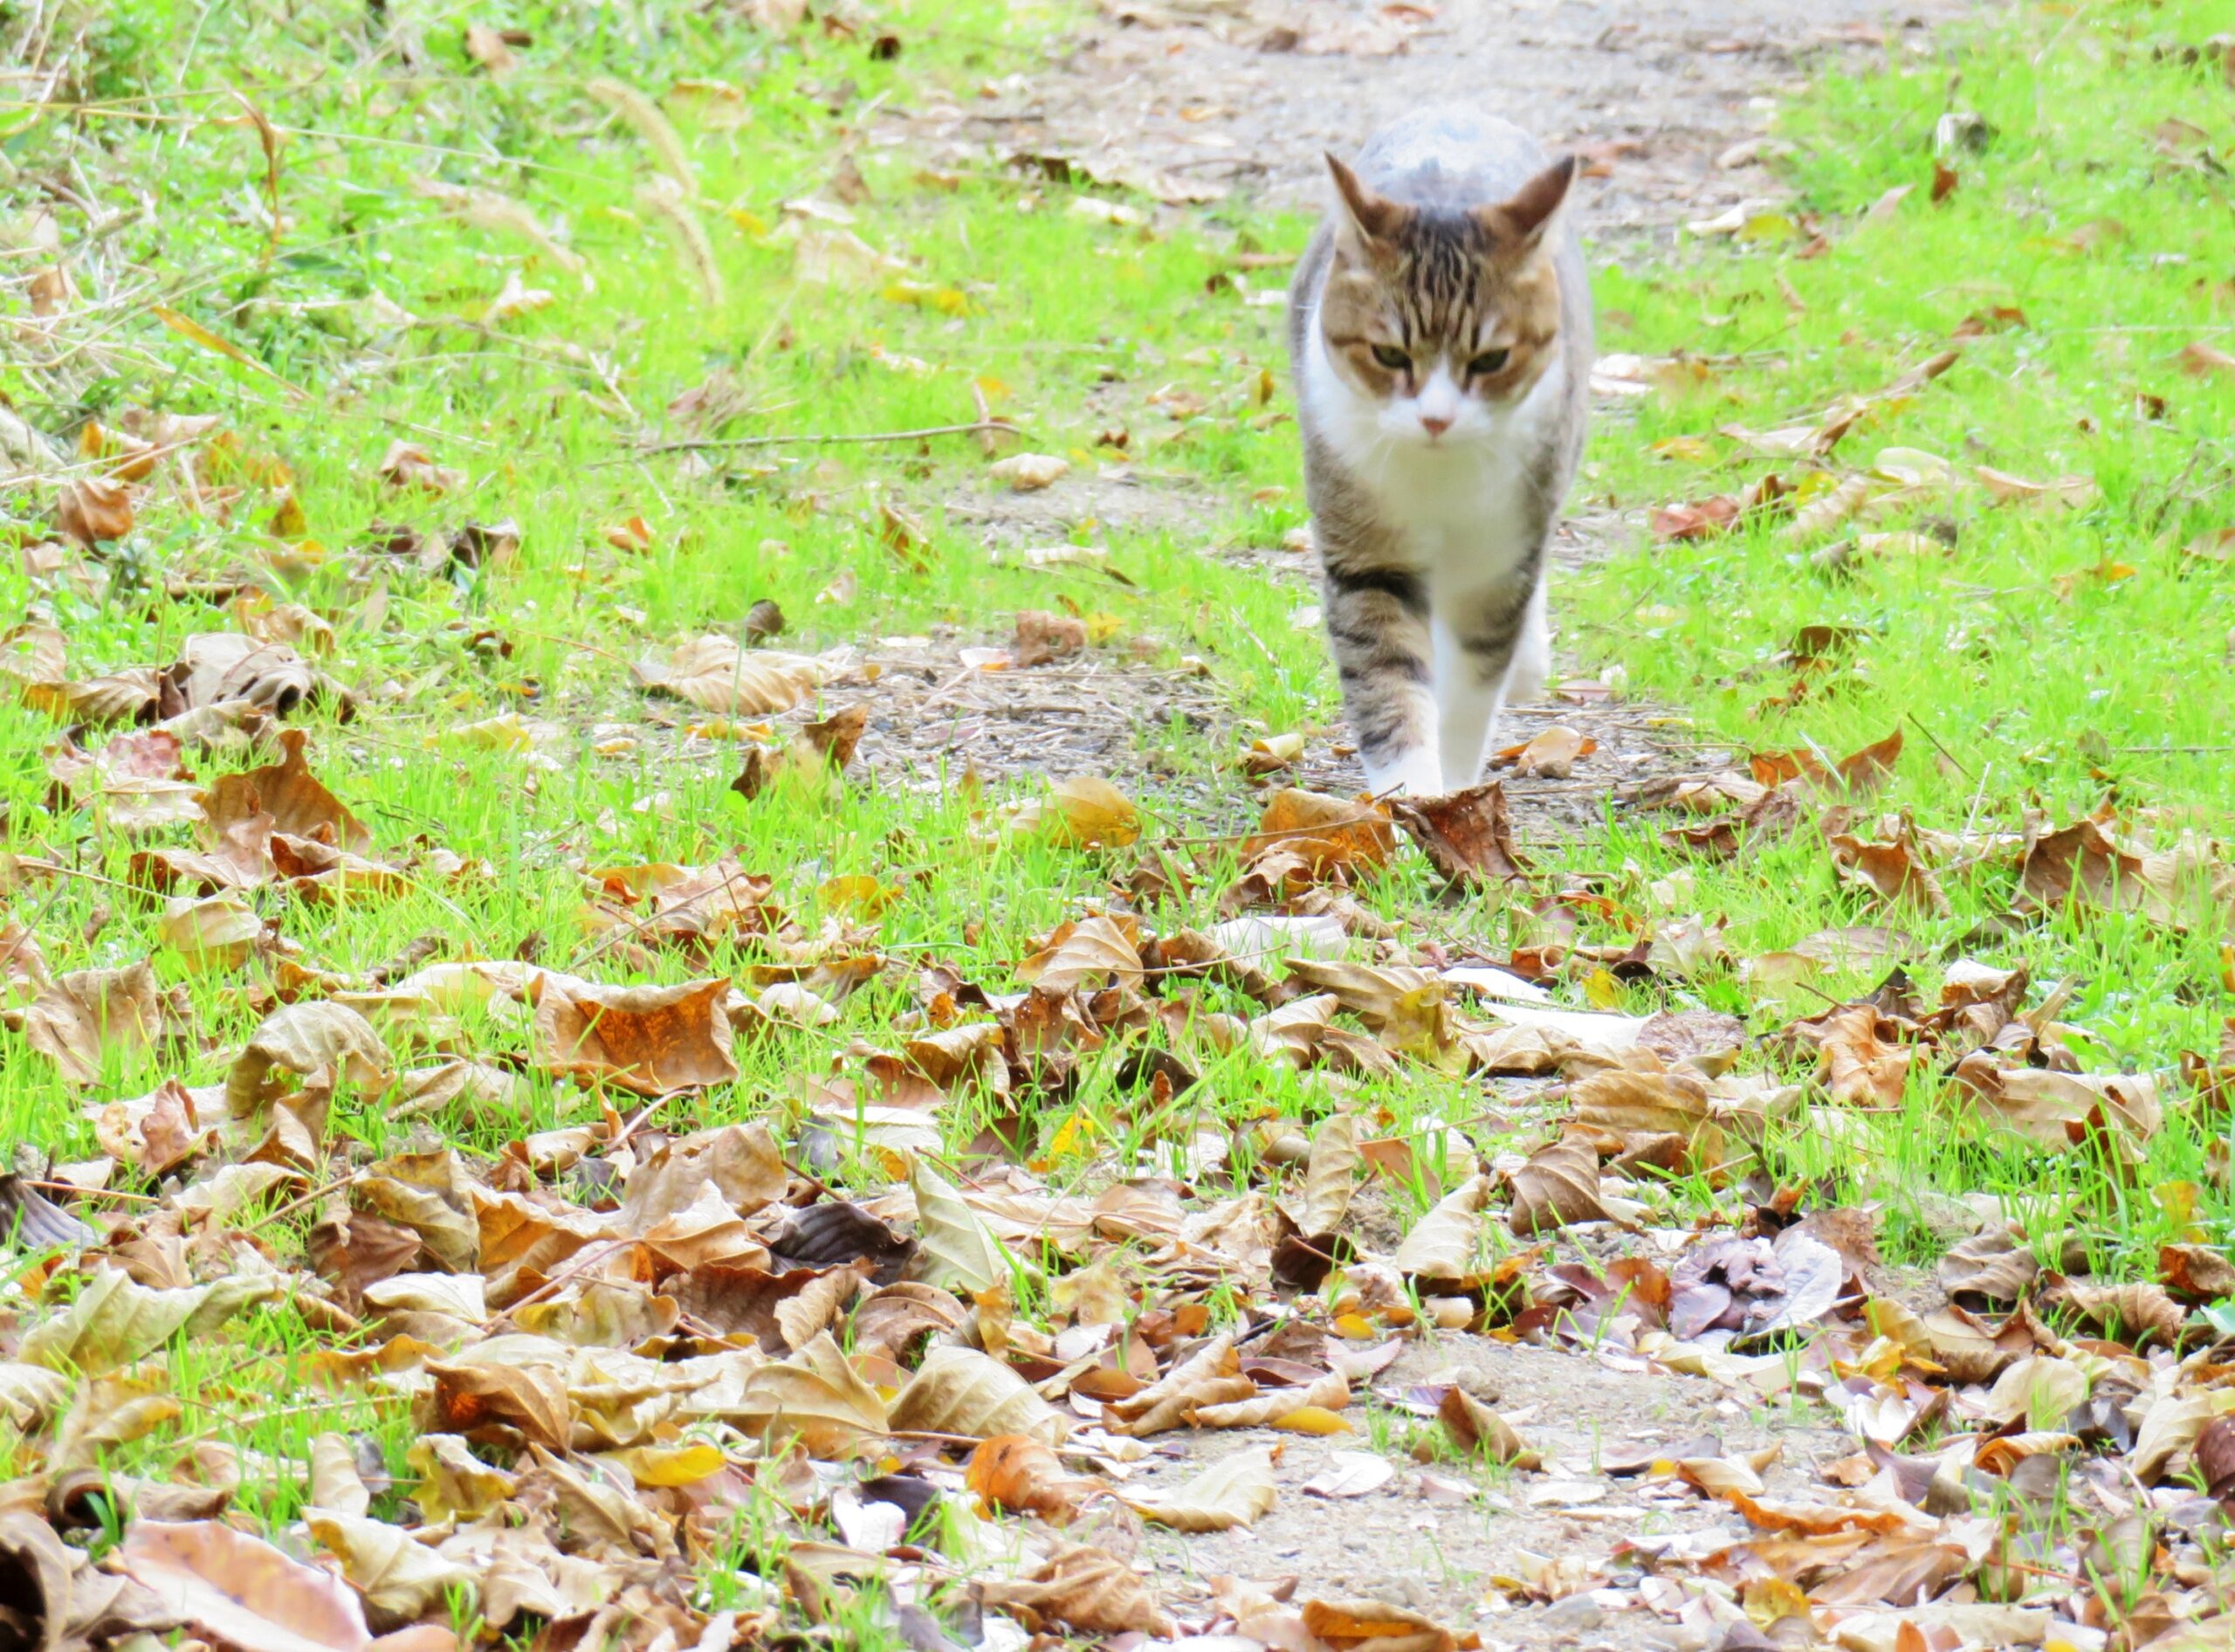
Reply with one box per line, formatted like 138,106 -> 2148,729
29,1179 -> 156,1204
1904,711 -> 1977,781
631,419 -> 1018,456
12,857 -> 139,893
245,1173 -> 355,1229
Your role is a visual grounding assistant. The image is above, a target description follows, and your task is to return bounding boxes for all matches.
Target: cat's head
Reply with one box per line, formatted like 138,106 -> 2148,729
1315,151 -> 1577,445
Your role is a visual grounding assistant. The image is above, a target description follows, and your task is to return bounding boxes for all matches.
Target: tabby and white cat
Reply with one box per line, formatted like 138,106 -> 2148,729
1288,110 -> 1592,797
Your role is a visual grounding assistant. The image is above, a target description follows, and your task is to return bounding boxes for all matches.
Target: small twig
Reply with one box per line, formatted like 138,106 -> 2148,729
11,857 -> 139,893
28,1179 -> 155,1204
968,382 -> 1001,458
1904,711 -> 1977,781
629,419 -> 1019,456
244,1173 -> 355,1229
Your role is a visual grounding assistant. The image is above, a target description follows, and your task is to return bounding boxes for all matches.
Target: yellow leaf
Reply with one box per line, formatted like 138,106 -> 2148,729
727,207 -> 769,237
1330,1313 -> 1379,1341
602,1441 -> 726,1485
1269,1406 -> 1353,1435
152,305 -> 303,392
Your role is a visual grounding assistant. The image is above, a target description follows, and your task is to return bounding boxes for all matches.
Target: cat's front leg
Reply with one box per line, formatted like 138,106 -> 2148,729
1324,564 -> 1441,795
1434,573 -> 1539,789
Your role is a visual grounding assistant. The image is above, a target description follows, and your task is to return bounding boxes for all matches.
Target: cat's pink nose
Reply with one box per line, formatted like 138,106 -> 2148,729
1420,414 -> 1452,437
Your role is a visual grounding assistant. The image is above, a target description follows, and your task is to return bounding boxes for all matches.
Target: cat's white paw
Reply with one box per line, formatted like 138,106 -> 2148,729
1365,750 -> 1447,798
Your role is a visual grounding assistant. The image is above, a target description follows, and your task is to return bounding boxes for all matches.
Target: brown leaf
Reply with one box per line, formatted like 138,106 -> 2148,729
54,477 -> 134,547
1297,1110 -> 1361,1236
1497,726 -> 1597,779
618,1124 -> 787,1227
964,1434 -> 1094,1523
1302,1596 -> 1458,1652
1108,1332 -> 1252,1435
22,962 -> 168,1086
529,974 -> 738,1095
734,1332 -> 890,1456
1389,781 -> 1529,885
1436,1387 -> 1538,1469
1013,609 -> 1086,666
202,728 -> 368,852
2197,1415 -> 2235,1502
117,1518 -> 374,1652
1243,788 -> 1395,878
1042,775 -> 1142,849
978,1544 -> 1173,1638
1505,1134 -> 1609,1236
1119,1444 -> 1276,1532
1828,829 -> 1950,918
226,1001 -> 393,1130
2161,1242 -> 2235,1305
1016,914 -> 1144,995
1393,1174 -> 1492,1284
1937,1229 -> 2039,1307
1814,1005 -> 1913,1109
463,21 -> 518,72
889,1345 -> 1068,1444
376,439 -> 465,494
2044,1278 -> 2188,1348
802,704 -> 868,768
630,635 -> 831,714
419,1355 -> 572,1449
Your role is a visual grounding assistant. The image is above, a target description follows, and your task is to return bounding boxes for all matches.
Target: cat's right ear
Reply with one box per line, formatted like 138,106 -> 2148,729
1324,153 -> 1403,244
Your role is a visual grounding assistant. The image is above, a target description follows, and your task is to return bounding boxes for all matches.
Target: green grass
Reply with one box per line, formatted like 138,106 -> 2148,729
3,0 -> 2233,1626
1564,0 -> 2235,1273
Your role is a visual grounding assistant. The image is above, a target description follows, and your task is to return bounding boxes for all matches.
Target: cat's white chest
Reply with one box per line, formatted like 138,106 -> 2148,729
1303,321 -> 1561,582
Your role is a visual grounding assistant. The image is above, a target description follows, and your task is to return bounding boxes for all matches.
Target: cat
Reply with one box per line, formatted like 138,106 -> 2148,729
1287,109 -> 1592,798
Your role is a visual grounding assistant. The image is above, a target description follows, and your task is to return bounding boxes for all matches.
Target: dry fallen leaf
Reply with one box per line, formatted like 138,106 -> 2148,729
1119,1444 -> 1277,1532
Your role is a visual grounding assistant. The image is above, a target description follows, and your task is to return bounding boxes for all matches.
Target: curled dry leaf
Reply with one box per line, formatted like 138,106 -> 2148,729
1302,1596 -> 1459,1652
305,1509 -> 477,1628
988,452 -> 1069,491
1120,1444 -> 1276,1532
1505,1135 -> 1610,1236
1242,788 -> 1396,878
226,1000 -> 393,1125
734,1332 -> 890,1457
1017,914 -> 1144,995
1504,725 -> 1596,779
630,635 -> 834,715
528,974 -> 738,1095
1436,1385 -> 1539,1469
23,962 -> 168,1087
1393,1174 -> 1493,1284
906,1158 -> 1015,1296
1297,1110 -> 1361,1236
977,1543 -> 1173,1639
118,1518 -> 375,1652
890,1346 -> 1068,1444
21,1270 -> 282,1377
159,892 -> 264,974
965,1434 -> 1095,1523
1388,781 -> 1529,886
203,728 -> 368,852
1042,775 -> 1142,849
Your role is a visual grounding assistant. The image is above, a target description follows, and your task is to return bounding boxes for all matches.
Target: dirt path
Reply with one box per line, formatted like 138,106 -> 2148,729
870,6 -> 1973,1644
856,0 -> 1969,833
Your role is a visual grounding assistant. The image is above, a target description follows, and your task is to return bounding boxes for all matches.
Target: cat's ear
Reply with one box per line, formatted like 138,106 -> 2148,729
1324,152 -> 1404,244
1480,154 -> 1578,251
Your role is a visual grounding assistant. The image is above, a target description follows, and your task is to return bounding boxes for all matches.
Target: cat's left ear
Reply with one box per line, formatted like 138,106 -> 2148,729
1480,155 -> 1578,251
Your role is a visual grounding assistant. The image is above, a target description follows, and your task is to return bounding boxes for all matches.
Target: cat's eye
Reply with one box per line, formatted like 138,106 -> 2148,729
1469,348 -> 1512,376
1369,344 -> 1411,372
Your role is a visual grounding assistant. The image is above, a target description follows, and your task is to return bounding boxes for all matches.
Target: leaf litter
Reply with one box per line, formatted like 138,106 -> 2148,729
8,3 -> 2235,1651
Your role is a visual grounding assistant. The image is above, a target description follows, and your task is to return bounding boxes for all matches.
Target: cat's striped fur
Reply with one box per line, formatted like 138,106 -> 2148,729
1288,110 -> 1592,796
